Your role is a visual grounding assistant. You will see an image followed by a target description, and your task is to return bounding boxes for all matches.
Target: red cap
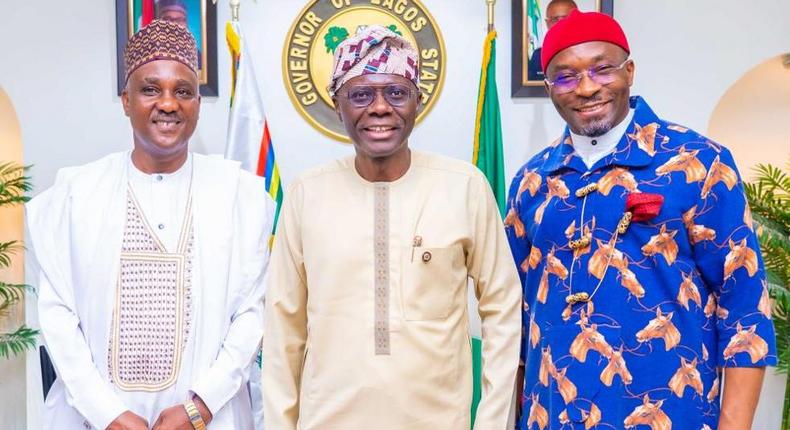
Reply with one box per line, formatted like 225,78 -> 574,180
541,9 -> 630,72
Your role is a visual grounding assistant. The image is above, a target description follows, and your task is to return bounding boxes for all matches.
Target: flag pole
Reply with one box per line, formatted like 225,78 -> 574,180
229,0 -> 240,21
211,0 -> 241,21
486,0 -> 496,32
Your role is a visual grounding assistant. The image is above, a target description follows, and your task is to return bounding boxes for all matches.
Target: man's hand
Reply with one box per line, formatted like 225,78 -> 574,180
718,367 -> 766,430
151,404 -> 192,430
151,395 -> 213,430
105,411 -> 148,430
192,395 -> 213,424
514,365 -> 525,425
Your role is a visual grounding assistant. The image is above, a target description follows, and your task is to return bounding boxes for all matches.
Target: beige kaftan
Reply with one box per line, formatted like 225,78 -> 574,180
262,150 -> 522,430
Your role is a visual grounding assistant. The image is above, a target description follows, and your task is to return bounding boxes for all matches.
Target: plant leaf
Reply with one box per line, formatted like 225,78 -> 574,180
0,325 -> 39,359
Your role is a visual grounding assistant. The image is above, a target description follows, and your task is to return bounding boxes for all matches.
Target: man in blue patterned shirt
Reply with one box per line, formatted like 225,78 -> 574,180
506,10 -> 777,430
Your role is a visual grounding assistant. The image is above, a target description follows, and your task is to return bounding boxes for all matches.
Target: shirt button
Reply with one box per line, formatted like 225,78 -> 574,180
158,223 -> 165,230
591,139 -> 598,146
422,251 -> 432,263
156,174 -> 163,181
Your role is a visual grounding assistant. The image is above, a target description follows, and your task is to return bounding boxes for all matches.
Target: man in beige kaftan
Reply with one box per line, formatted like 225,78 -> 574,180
262,25 -> 522,430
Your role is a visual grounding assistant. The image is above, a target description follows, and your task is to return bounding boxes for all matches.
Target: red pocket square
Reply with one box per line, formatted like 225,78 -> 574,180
626,193 -> 664,222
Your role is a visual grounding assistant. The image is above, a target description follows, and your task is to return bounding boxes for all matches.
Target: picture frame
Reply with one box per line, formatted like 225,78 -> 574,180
115,0 -> 218,97
511,0 -> 613,98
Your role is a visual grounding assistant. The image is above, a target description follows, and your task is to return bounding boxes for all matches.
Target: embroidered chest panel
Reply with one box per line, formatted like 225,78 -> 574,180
108,189 -> 194,392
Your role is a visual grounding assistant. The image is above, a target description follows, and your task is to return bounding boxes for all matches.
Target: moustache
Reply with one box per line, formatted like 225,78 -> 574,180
576,95 -> 604,105
152,112 -> 182,122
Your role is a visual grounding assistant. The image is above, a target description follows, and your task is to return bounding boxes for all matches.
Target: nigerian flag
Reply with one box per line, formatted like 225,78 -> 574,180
470,29 -> 506,428
473,30 -> 506,216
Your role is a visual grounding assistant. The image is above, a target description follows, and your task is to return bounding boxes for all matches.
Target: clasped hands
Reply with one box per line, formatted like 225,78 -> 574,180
106,396 -> 212,430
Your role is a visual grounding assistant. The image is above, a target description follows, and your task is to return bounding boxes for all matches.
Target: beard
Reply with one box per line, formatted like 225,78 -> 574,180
579,119 -> 614,137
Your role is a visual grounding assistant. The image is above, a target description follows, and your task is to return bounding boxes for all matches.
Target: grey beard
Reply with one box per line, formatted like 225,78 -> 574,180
579,119 -> 614,137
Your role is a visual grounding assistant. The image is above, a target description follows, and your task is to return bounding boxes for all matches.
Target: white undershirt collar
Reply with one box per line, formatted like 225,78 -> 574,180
570,108 -> 635,170
127,152 -> 193,252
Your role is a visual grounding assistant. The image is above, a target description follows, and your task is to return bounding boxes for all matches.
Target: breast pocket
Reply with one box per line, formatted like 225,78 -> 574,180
401,244 -> 466,321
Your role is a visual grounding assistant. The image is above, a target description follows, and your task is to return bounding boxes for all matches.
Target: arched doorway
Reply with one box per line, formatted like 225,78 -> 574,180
708,54 -> 790,179
0,86 -> 28,429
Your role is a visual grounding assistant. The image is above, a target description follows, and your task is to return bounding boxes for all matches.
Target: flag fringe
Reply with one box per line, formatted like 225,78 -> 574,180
472,30 -> 497,166
226,22 -> 241,104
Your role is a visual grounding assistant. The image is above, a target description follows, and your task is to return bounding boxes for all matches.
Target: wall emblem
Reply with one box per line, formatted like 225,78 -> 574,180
283,0 -> 446,142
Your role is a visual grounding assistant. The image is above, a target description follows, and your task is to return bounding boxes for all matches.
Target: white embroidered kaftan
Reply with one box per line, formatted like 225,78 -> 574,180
27,152 -> 274,429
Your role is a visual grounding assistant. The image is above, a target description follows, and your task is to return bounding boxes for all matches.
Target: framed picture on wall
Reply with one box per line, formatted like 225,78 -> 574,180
512,0 -> 613,97
115,0 -> 218,96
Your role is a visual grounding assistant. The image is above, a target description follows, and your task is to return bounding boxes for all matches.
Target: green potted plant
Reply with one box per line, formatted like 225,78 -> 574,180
744,160 -> 790,428
0,162 -> 38,359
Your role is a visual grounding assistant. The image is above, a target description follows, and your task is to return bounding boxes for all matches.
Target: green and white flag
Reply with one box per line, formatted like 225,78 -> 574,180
527,0 -> 544,57
473,31 -> 506,217
471,29 -> 506,428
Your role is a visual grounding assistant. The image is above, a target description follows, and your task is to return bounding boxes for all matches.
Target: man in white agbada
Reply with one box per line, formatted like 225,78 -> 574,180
262,25 -> 522,429
27,20 -> 274,430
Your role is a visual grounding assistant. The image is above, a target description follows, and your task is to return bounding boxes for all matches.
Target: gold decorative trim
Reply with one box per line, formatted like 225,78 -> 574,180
177,194 -> 194,254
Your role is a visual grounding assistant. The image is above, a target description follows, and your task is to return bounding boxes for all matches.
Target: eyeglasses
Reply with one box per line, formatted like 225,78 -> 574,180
545,59 -> 631,95
546,14 -> 570,26
335,84 -> 417,108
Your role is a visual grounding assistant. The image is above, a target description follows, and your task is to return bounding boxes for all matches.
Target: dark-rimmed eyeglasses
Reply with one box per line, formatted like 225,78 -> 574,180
334,84 -> 417,108
545,59 -> 632,95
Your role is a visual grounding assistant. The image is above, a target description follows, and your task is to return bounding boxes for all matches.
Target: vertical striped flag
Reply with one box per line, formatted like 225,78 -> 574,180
225,20 -> 282,429
472,30 -> 506,217
225,21 -> 283,242
470,29 -> 505,428
472,30 -> 507,428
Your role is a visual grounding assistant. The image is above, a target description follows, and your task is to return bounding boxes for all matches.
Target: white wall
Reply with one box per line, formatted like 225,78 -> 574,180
4,1 -> 790,211
7,0 -> 785,195
2,0 -> 788,428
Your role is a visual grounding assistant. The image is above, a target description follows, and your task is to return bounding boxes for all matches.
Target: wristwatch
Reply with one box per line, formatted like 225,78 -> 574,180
183,399 -> 207,430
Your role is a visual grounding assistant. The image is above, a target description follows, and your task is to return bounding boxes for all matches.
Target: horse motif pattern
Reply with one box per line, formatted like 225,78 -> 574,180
624,395 -> 672,430
600,346 -> 633,386
641,224 -> 679,266
677,273 -> 702,310
723,323 -> 770,364
667,357 -> 703,397
682,205 -> 717,245
527,393 -> 549,430
570,315 -> 614,363
507,97 -> 776,429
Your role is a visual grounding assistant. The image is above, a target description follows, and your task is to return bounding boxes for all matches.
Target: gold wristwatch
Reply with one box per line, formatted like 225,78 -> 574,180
183,399 -> 207,430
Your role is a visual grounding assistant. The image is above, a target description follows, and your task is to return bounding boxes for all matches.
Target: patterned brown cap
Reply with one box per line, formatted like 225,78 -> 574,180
328,25 -> 419,95
124,19 -> 198,83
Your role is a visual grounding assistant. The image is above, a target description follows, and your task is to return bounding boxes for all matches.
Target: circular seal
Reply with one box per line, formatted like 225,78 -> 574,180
283,0 -> 446,143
